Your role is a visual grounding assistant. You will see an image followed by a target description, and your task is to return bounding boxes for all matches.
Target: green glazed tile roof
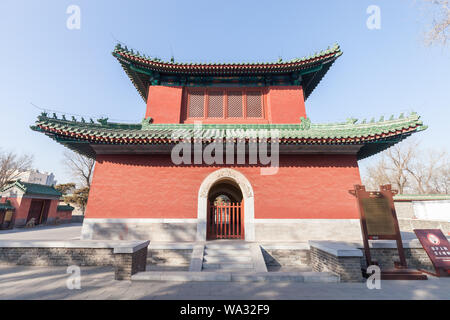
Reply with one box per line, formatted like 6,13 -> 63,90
57,204 -> 75,211
1,180 -> 62,198
113,42 -> 342,71
112,43 -> 343,102
0,200 -> 15,211
31,112 -> 426,160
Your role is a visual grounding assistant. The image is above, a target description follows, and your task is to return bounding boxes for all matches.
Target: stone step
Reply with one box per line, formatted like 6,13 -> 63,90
131,271 -> 339,283
205,244 -> 250,250
202,263 -> 254,270
132,271 -> 231,282
203,255 -> 252,263
301,272 -> 340,283
146,265 -> 189,272
231,272 -> 339,282
204,249 -> 252,257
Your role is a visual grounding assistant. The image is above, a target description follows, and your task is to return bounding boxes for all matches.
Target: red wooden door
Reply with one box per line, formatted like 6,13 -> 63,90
207,202 -> 244,240
27,200 -> 45,224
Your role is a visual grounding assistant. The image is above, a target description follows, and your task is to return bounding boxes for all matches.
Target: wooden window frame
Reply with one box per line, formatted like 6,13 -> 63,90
183,87 -> 268,124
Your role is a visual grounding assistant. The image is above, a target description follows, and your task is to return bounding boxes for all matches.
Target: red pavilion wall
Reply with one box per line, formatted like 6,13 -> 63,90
145,85 -> 306,124
85,154 -> 361,220
145,86 -> 183,123
267,86 -> 306,123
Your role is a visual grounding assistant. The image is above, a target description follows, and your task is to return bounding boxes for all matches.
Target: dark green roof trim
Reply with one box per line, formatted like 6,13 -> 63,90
0,200 -> 15,211
57,204 -> 75,211
31,113 -> 426,160
112,43 -> 343,102
1,180 -> 62,198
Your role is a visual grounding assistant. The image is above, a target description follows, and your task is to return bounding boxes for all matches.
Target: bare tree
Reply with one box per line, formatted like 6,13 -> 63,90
364,142 -> 416,194
362,140 -> 450,194
0,150 -> 34,189
423,0 -> 450,45
63,151 -> 95,188
406,149 -> 449,193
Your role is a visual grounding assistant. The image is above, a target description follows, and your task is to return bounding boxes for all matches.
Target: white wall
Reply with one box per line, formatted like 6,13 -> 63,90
413,200 -> 450,221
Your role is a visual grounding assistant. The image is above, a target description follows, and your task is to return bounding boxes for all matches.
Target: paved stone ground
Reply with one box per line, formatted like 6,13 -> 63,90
0,223 -> 82,240
0,265 -> 449,300
0,225 -> 449,300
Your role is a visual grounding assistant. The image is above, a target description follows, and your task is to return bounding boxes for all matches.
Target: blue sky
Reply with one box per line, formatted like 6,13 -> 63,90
0,0 -> 448,184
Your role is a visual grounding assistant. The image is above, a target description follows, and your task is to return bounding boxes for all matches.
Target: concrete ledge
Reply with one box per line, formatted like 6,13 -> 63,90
149,242 -> 196,250
0,240 -> 150,254
189,244 -> 204,272
250,244 -> 268,273
309,241 -> 363,257
259,242 -> 310,250
365,240 -> 423,249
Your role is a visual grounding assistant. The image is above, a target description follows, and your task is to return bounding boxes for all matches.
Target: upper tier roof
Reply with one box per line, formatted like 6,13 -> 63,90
112,43 -> 343,102
31,112 -> 426,161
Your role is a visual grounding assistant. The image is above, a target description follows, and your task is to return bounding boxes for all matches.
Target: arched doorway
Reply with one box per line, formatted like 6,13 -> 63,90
207,180 -> 244,240
197,168 -> 255,241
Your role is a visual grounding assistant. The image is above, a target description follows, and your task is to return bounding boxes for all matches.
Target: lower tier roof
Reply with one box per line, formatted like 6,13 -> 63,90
30,113 -> 426,160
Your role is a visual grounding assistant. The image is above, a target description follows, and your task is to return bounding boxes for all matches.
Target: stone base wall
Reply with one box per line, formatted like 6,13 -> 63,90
398,219 -> 450,235
255,219 -> 362,241
81,218 -> 449,242
114,247 -> 148,280
0,246 -> 148,280
310,247 -> 364,282
0,247 -> 115,266
261,249 -> 310,269
82,221 -> 197,241
360,248 -> 434,274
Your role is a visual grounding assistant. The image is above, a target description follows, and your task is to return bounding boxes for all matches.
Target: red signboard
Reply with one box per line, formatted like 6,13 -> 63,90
414,229 -> 450,277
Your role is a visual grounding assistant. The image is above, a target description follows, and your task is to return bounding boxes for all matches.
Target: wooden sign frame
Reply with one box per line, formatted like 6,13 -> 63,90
349,184 -> 427,280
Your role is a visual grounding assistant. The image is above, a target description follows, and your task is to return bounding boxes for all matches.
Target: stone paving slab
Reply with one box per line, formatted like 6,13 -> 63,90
1,266 -> 450,299
0,224 -> 83,240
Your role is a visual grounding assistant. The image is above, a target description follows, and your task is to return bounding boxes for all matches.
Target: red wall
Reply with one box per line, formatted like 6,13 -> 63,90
9,197 -> 31,222
46,200 -> 61,219
85,155 -> 361,220
145,86 -> 183,123
267,86 -> 306,123
146,85 -> 306,124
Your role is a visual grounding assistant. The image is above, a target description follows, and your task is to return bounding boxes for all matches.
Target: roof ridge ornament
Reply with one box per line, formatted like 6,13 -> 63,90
97,117 -> 108,126
299,117 -> 311,130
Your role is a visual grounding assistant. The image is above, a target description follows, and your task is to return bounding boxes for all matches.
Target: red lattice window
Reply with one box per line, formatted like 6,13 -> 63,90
208,91 -> 224,118
227,91 -> 243,118
246,91 -> 263,118
188,90 -> 205,118
184,88 -> 265,122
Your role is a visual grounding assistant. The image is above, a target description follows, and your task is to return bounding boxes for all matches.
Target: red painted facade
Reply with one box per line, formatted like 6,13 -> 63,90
145,86 -> 183,123
85,154 -> 361,220
146,85 -> 306,124
85,80 -> 361,224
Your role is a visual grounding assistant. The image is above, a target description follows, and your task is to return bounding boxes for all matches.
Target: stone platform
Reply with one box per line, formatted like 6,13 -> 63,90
0,240 -> 150,280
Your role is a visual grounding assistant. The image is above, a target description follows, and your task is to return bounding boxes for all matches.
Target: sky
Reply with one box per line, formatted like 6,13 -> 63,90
0,0 -> 448,184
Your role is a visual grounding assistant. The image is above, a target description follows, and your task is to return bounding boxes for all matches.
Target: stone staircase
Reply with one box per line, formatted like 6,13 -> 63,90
202,242 -> 255,272
131,241 -> 340,282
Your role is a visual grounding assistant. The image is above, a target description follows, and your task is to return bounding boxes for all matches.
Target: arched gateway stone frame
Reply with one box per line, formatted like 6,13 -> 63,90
196,168 -> 255,241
